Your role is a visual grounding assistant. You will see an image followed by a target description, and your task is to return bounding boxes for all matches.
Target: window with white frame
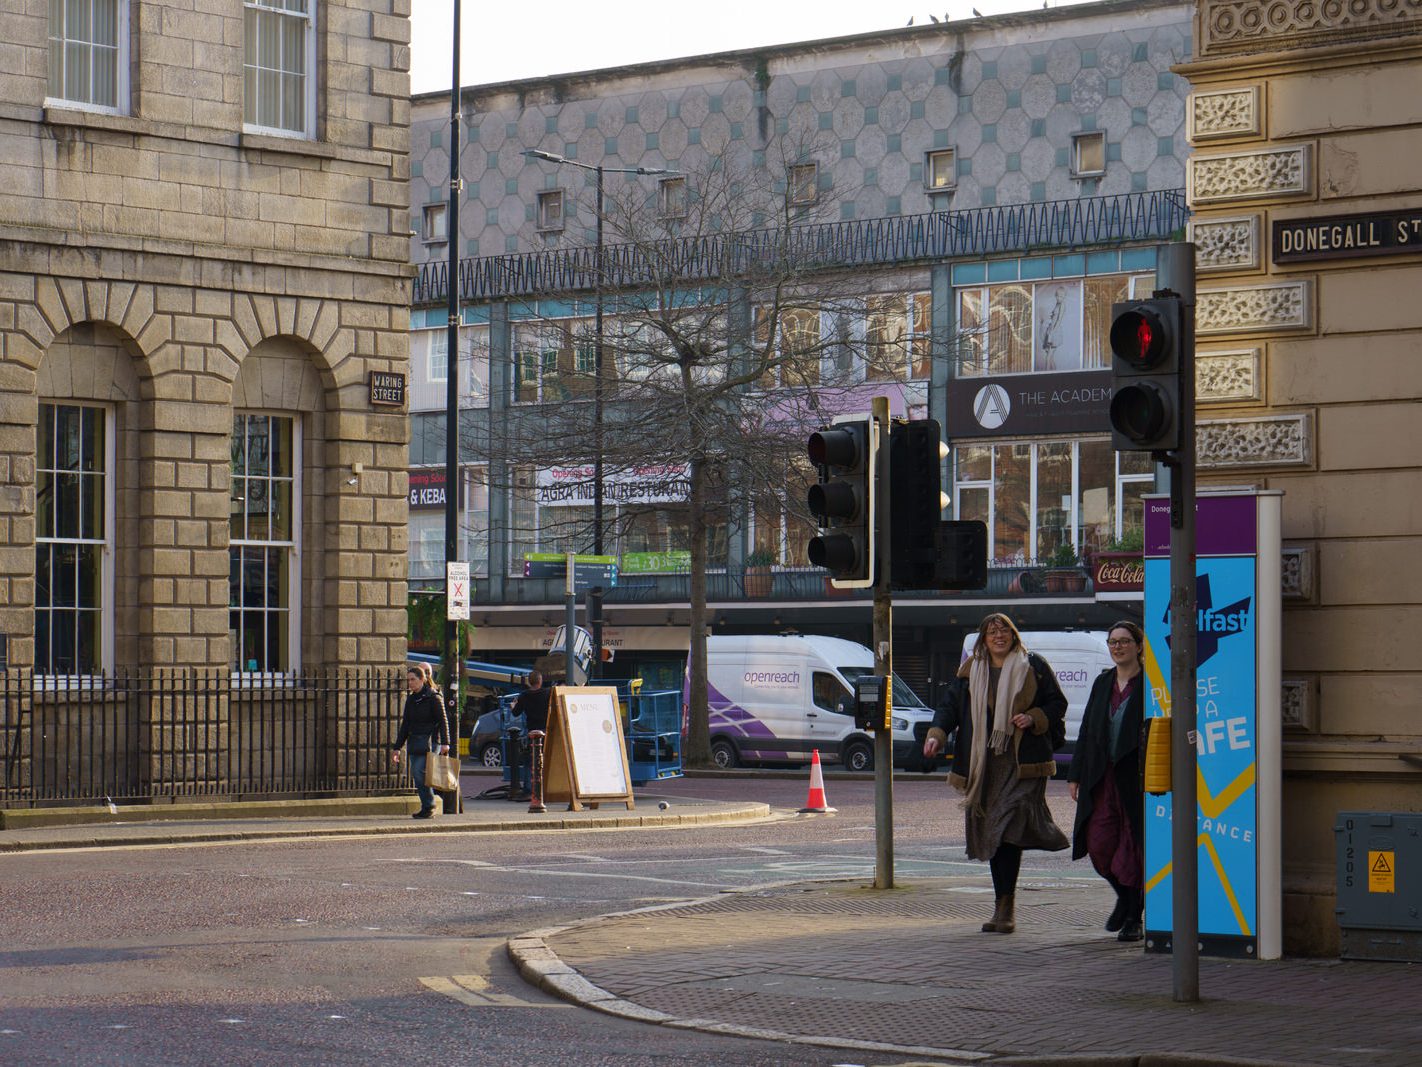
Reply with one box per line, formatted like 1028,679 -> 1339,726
658,176 -> 687,218
1072,131 -> 1106,177
955,274 -> 1150,377
243,0 -> 316,138
536,190 -> 565,232
865,292 -> 931,382
926,149 -> 956,190
422,203 -> 447,243
787,163 -> 818,206
230,413 -> 298,673
427,329 -> 448,382
47,0 -> 128,113
35,403 -> 111,676
952,438 -> 1151,566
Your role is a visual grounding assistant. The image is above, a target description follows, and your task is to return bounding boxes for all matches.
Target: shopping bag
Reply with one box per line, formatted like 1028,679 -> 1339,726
424,751 -> 460,792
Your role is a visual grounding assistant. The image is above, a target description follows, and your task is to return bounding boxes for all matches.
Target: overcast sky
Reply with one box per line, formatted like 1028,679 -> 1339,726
409,0 -> 1098,95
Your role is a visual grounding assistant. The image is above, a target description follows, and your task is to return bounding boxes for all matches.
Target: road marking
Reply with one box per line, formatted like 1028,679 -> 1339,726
739,846 -> 790,854
419,974 -> 567,1009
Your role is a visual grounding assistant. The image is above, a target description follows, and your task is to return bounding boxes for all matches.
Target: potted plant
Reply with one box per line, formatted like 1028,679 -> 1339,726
743,548 -> 776,598
1043,542 -> 1087,593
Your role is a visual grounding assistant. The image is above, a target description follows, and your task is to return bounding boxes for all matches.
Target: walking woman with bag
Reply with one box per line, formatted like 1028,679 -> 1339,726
391,665 -> 450,819
923,613 -> 1069,934
1068,620 -> 1148,941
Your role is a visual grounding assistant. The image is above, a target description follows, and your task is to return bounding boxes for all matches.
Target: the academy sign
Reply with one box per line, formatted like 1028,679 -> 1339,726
946,369 -> 1112,438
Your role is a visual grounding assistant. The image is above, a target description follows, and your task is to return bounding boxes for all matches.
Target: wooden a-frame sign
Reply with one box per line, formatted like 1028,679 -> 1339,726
542,686 -> 635,812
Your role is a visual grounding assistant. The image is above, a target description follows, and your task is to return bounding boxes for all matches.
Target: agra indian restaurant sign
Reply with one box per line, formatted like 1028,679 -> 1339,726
1272,208 -> 1422,263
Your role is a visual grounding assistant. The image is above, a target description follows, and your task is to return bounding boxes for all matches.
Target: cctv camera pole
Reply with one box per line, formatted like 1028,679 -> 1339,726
872,395 -> 894,890
441,0 -> 464,813
1160,242 -> 1198,1002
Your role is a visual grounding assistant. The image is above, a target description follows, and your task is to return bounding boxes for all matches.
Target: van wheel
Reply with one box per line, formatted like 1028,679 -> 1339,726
710,738 -> 739,769
842,739 -> 873,773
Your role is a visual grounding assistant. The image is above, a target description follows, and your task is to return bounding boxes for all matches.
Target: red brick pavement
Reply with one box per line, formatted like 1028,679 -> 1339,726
519,876 -> 1422,1066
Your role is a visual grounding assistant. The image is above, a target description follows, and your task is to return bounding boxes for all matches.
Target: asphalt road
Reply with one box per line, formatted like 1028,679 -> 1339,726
0,775 -> 1087,1066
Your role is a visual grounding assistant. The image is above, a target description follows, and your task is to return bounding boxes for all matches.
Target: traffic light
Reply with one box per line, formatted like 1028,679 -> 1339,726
936,519 -> 988,590
806,415 -> 877,588
1108,296 -> 1184,452
889,419 -> 949,590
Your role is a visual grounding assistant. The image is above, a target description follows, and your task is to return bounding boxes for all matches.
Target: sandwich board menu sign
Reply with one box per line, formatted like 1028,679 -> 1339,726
542,686 -> 634,812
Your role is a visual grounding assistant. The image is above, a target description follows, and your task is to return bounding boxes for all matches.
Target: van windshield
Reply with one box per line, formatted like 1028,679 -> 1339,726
839,667 -> 926,708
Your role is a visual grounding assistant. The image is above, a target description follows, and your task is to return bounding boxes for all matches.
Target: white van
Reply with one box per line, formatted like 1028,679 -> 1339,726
959,630 -> 1113,769
700,634 -> 935,772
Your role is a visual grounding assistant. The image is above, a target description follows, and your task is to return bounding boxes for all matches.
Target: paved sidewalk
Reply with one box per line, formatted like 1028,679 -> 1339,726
509,875 -> 1422,1067
0,783 -> 768,852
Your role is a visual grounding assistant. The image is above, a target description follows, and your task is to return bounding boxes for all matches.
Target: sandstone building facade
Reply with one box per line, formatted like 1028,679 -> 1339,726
0,1 -> 412,802
1,0 -> 412,677
1179,0 -> 1422,954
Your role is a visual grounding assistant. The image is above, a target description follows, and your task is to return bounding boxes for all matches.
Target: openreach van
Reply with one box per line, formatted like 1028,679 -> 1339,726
698,634 -> 935,771
960,630 -> 1113,769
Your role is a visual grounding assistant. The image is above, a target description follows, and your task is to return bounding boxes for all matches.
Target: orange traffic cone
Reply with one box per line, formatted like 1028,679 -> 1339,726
797,749 -> 837,813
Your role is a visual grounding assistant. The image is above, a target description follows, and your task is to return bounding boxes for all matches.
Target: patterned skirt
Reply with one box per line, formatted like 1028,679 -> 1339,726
965,748 -> 1069,861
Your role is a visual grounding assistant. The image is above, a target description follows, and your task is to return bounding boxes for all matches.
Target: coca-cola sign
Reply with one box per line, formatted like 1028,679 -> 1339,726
1092,552 -> 1144,594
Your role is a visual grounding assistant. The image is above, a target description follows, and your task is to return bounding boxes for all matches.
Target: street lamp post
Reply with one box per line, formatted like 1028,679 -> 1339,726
522,149 -> 675,674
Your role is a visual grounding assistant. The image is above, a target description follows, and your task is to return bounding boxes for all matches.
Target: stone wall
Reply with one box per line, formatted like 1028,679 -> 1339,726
1180,1 -> 1422,955
0,0 -> 414,677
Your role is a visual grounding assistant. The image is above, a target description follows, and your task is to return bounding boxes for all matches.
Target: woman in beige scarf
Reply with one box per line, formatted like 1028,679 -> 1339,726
924,613 -> 1069,933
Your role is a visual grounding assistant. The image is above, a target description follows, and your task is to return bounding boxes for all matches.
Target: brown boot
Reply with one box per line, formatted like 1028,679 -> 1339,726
982,893 -> 1016,934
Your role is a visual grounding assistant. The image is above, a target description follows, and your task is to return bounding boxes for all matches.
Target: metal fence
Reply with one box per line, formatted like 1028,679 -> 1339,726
0,668 -> 409,807
412,189 -> 1189,305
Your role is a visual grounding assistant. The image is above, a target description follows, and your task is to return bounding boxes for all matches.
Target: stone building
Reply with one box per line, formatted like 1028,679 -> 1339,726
0,1 -> 412,802
1179,1 -> 1422,955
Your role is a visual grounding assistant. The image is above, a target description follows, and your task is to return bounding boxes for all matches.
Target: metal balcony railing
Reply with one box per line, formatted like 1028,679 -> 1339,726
427,563 -> 1098,607
412,189 -> 1188,306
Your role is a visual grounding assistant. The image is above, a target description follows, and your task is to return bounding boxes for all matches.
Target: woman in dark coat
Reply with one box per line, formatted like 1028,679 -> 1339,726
923,613 -> 1069,934
391,665 -> 450,819
1068,620 -> 1147,941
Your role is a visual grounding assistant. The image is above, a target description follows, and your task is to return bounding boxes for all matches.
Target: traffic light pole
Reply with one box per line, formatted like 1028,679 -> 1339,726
871,396 -> 894,891
1160,242 -> 1198,1003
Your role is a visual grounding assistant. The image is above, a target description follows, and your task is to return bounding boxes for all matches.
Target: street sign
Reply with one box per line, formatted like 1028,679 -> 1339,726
446,561 -> 470,621
522,554 -> 618,590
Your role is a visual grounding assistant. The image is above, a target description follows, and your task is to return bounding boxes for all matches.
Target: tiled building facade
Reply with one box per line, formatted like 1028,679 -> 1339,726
404,0 -> 1192,691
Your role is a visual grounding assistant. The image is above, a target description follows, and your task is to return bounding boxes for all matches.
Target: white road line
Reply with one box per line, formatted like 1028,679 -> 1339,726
419,975 -> 567,1009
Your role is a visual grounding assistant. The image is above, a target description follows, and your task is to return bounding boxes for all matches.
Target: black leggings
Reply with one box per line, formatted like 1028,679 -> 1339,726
989,843 -> 1023,897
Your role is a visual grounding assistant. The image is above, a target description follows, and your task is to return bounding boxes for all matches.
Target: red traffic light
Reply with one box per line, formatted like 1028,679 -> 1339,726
1109,306 -> 1169,370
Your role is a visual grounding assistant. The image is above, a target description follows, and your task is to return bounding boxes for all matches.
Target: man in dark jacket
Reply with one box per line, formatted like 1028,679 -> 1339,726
392,666 -> 450,818
508,670 -> 551,801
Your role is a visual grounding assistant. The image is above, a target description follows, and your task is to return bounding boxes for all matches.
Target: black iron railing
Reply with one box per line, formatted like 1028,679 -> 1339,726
1,668 -> 409,807
412,189 -> 1188,305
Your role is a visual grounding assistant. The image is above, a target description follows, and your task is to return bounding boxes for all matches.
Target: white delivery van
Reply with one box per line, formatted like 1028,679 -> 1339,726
700,634 -> 935,772
959,630 -> 1113,770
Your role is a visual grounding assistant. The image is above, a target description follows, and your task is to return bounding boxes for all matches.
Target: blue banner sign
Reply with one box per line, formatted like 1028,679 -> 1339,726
1143,493 -> 1260,958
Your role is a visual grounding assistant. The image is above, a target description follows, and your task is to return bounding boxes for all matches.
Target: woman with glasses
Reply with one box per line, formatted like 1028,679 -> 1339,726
923,613 -> 1069,934
1068,620 -> 1147,941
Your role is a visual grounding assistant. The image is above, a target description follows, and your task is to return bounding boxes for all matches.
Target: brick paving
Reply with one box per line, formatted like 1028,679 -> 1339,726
523,877 -> 1422,1066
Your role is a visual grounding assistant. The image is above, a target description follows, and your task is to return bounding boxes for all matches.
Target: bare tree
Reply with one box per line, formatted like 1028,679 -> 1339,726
479,142 -> 935,765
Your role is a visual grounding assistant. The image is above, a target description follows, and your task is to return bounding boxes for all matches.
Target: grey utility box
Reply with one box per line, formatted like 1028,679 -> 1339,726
1335,812 -> 1422,962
